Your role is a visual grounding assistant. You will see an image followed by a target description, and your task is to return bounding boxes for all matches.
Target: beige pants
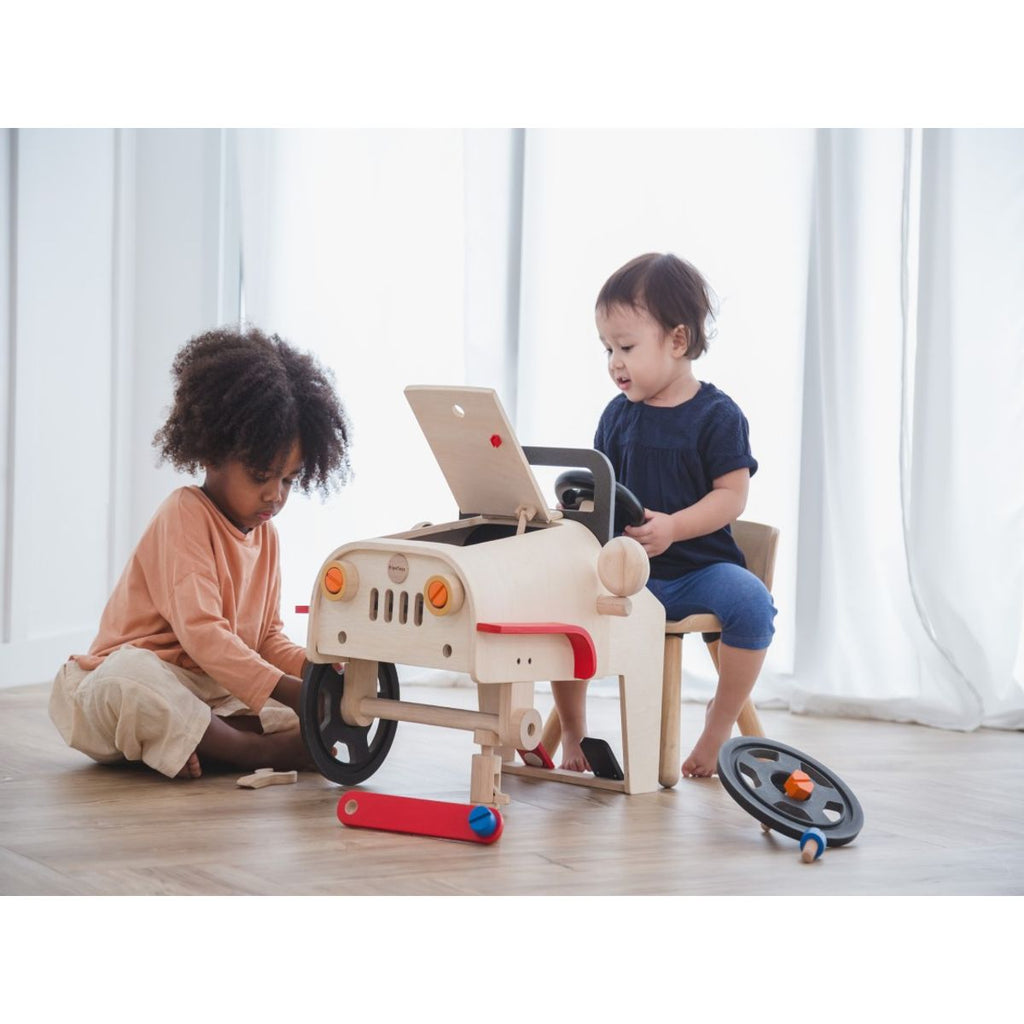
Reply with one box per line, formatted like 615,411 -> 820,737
49,646 -> 298,778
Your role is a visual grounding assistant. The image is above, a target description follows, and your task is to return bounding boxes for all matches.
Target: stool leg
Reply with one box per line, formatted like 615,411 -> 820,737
736,700 -> 764,736
659,635 -> 682,788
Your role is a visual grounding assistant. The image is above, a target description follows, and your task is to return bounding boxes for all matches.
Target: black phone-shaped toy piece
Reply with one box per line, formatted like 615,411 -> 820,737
581,737 -> 625,781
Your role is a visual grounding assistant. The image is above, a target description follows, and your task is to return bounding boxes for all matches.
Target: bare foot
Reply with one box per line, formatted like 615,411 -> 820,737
175,752 -> 202,779
549,679 -> 590,771
196,718 -> 317,772
558,734 -> 591,772
681,699 -> 731,778
258,726 -> 318,771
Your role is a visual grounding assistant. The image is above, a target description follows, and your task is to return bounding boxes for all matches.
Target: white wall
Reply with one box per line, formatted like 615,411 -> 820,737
1,132 -> 11,658
1,130 -> 117,684
0,127 -> 498,689
129,129 -> 237,543
0,128 -> 232,688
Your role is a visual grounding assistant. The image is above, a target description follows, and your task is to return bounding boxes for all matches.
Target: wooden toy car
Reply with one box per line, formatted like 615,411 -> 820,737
298,385 -> 666,807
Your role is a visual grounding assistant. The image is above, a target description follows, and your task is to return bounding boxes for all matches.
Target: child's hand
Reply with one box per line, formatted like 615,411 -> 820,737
624,510 -> 675,557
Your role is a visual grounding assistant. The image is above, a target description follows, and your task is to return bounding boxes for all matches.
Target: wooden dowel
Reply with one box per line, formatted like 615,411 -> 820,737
737,699 -> 764,737
659,635 -> 682,788
359,696 -> 500,735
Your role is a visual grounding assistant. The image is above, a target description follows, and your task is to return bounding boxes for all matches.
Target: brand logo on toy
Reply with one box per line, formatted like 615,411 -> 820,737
387,554 -> 409,584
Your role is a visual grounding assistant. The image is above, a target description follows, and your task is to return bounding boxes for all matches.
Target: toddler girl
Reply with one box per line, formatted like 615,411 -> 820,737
553,253 -> 777,777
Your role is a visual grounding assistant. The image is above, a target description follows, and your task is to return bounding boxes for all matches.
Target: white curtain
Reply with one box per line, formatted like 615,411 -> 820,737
906,129 -> 1024,728
516,127 -> 1024,730
233,128 -> 520,682
232,129 -> 468,653
236,127 -> 1024,730
792,128 -> 1024,730
515,128 -> 814,698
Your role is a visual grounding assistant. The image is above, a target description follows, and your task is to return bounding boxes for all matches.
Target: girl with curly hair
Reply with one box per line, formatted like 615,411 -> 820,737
49,326 -> 352,779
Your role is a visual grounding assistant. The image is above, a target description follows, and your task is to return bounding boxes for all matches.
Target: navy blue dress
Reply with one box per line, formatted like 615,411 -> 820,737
594,383 -> 758,580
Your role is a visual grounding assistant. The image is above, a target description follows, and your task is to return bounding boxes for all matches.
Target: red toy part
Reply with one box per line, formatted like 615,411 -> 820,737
337,791 -> 504,844
518,742 -> 554,769
476,621 -> 597,679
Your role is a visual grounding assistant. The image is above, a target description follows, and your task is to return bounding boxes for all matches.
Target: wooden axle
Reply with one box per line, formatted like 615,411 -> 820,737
358,696 -> 541,751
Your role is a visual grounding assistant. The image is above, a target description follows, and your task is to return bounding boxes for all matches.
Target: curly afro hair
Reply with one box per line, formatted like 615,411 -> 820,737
153,325 -> 352,496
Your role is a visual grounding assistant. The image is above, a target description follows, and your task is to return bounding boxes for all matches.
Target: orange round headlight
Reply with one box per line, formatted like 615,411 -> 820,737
322,560 -> 358,601
325,566 -> 344,594
427,578 -> 448,608
423,574 -> 464,616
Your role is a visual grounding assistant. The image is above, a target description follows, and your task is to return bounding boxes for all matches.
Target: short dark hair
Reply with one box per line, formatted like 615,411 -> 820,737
153,325 -> 352,496
596,252 -> 716,358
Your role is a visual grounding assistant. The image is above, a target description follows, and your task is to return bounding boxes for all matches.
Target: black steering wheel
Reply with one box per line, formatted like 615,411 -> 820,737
555,469 -> 645,534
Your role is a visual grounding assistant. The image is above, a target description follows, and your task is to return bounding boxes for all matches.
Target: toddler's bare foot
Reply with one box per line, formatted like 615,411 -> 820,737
682,702 -> 732,777
175,752 -> 202,779
558,734 -> 591,773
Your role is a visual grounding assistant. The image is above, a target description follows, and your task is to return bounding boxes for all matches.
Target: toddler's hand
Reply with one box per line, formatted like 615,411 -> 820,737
624,510 -> 675,557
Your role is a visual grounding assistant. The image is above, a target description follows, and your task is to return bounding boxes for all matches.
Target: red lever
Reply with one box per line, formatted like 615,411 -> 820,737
476,621 -> 597,679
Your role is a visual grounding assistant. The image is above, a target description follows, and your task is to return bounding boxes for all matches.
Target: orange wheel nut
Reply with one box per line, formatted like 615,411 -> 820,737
322,560 -> 358,601
427,578 -> 449,609
784,769 -> 814,801
324,565 -> 344,595
424,573 -> 463,616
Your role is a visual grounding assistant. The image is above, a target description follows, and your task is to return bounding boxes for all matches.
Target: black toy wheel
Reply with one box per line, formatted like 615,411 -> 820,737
554,469 -> 645,533
300,661 -> 400,786
717,737 -> 864,846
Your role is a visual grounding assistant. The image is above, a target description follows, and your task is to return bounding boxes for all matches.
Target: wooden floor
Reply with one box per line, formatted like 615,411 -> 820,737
1,679 -> 1022,897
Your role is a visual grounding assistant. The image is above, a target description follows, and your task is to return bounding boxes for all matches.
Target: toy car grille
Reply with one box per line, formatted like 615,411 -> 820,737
369,587 -> 425,627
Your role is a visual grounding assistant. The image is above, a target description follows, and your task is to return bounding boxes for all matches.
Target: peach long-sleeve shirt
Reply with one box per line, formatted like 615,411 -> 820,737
73,486 -> 306,712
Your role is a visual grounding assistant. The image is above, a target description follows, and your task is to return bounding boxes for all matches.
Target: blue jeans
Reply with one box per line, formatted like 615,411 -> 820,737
646,563 -> 776,651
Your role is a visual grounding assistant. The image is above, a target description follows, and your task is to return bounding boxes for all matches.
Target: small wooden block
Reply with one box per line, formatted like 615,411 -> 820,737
237,769 -> 298,788
597,595 -> 632,617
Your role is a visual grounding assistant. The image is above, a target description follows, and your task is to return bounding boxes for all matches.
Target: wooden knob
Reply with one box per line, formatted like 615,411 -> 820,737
597,536 -> 650,597
800,827 -> 826,862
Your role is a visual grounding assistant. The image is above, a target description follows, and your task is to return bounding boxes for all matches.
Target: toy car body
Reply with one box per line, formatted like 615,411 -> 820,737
302,385 -> 665,806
